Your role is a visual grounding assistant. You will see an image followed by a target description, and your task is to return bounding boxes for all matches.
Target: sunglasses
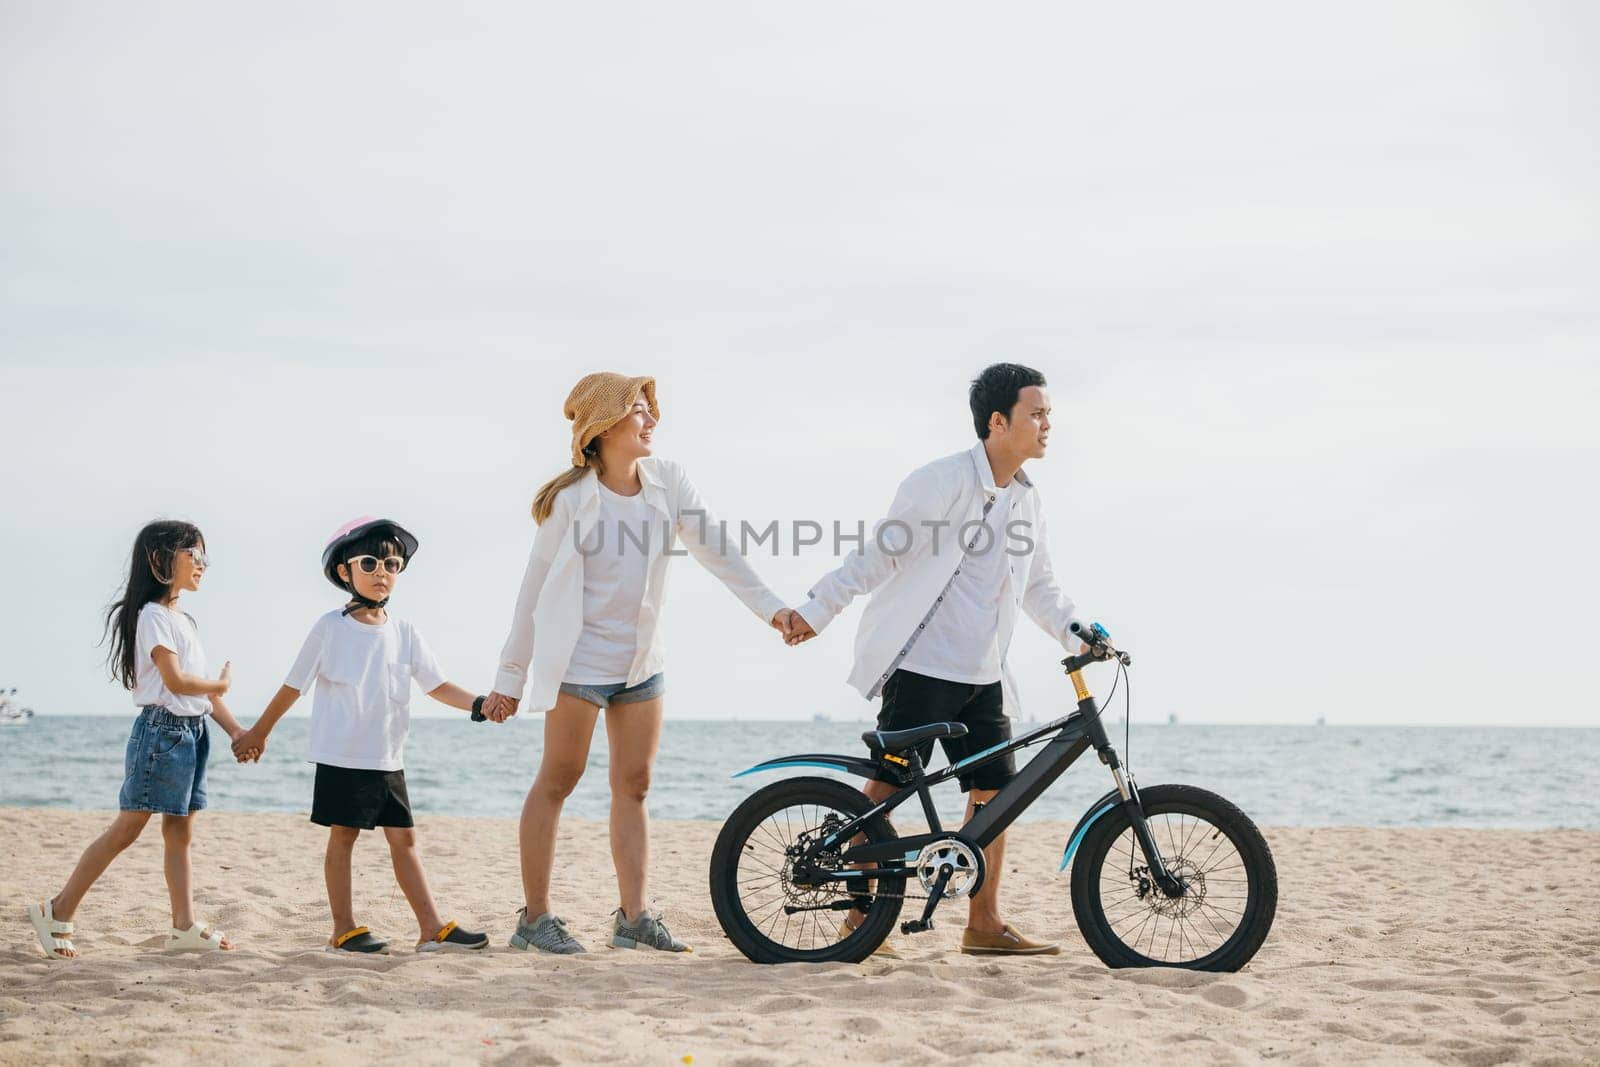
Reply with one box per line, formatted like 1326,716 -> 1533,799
346,555 -> 406,575
185,548 -> 210,569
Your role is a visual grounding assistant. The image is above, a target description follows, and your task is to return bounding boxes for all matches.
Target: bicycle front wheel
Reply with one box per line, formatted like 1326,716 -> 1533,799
1070,783 -> 1277,971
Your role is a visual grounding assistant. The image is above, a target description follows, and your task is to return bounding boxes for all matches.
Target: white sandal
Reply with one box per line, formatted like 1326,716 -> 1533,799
27,900 -> 76,960
164,922 -> 231,953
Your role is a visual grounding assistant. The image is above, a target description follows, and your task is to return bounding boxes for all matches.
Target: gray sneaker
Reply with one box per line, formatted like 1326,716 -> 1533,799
509,908 -> 586,954
611,908 -> 691,953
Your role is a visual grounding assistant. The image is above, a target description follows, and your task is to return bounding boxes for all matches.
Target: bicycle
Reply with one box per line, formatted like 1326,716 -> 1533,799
709,622 -> 1278,969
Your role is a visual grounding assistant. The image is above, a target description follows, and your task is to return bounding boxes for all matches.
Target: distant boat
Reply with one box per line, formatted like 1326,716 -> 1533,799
812,713 -> 829,723
0,687 -> 35,725
1167,713 -> 1179,725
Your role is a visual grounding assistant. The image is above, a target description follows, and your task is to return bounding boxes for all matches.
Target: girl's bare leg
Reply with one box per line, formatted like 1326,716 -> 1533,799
49,810 -> 153,948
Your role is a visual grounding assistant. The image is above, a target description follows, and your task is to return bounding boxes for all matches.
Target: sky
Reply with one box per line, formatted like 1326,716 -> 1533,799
2,1 -> 1596,726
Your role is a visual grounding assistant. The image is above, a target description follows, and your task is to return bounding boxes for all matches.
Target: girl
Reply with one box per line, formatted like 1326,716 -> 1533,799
27,520 -> 248,958
482,372 -> 796,955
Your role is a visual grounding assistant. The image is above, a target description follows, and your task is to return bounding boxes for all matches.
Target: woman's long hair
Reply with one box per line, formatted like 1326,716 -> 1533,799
531,441 -> 604,524
103,520 -> 205,690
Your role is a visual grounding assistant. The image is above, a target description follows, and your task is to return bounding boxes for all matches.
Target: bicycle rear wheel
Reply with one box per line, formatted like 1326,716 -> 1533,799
710,776 -> 906,964
1070,783 -> 1276,971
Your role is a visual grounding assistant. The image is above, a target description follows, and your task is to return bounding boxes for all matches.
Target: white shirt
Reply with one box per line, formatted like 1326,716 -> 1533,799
796,441 -> 1081,716
899,481 -> 1015,685
493,458 -> 786,715
285,610 -> 447,772
132,602 -> 211,717
566,482 -> 654,684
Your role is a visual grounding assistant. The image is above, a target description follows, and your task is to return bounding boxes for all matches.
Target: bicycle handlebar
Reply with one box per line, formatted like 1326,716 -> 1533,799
1066,620 -> 1132,668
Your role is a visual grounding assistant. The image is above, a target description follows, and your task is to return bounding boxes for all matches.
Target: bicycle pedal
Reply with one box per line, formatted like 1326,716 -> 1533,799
900,919 -> 934,935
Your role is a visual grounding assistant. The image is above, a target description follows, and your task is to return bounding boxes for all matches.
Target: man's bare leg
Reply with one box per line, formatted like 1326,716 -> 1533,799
843,779 -> 897,932
964,788 -> 1005,934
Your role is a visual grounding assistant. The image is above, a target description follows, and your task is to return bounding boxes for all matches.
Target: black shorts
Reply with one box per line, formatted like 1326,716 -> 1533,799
870,670 -> 1015,793
311,764 -> 414,829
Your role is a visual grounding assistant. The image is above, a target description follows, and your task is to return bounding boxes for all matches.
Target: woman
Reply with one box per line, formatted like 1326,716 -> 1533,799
483,372 -> 794,954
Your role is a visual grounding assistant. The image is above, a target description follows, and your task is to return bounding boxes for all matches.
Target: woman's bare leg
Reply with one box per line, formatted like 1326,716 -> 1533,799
519,693 -> 601,917
604,697 -> 663,919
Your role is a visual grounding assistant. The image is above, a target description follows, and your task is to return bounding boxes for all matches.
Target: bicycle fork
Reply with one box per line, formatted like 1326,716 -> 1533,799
1073,668 -> 1187,900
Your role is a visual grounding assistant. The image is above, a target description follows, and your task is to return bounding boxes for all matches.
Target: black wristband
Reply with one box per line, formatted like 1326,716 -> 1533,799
471,695 -> 486,722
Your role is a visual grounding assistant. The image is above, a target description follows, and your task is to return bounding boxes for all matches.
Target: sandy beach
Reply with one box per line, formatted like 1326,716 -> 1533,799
1,808 -> 1595,1065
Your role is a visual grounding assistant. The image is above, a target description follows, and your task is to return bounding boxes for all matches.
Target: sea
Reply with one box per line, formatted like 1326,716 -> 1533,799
1,716 -> 1595,830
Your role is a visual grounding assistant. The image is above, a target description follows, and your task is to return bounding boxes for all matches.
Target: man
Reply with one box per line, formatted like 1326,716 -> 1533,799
786,363 -> 1083,955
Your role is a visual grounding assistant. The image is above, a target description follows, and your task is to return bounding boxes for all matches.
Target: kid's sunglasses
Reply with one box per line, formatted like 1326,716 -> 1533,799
346,555 -> 406,575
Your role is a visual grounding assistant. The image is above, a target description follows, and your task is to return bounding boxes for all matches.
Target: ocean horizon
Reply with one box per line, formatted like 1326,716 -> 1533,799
3,715 -> 1594,831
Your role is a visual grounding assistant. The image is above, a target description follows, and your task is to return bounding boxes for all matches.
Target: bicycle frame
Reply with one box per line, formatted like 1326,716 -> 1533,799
736,651 -> 1182,898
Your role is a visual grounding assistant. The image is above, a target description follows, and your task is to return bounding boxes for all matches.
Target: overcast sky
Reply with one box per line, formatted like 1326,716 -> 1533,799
3,1 -> 1596,726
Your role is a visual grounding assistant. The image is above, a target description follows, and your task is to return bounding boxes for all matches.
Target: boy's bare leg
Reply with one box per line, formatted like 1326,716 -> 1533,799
384,825 -> 445,941
325,825 -> 361,942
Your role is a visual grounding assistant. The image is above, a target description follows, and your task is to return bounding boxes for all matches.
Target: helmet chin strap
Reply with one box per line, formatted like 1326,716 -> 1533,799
340,590 -> 390,617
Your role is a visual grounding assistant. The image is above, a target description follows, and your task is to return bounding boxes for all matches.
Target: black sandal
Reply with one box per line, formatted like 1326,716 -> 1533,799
327,926 -> 388,954
416,920 -> 489,953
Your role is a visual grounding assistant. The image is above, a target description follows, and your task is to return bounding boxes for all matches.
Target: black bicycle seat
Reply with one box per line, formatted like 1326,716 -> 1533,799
863,721 -> 969,752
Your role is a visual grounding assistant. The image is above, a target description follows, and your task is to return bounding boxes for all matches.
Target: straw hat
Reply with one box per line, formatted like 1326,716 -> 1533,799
564,372 -> 658,467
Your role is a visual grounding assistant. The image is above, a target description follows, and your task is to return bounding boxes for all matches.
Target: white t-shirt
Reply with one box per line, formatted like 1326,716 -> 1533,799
565,481 -> 654,685
132,601 -> 214,716
132,602 -> 212,717
285,609 -> 447,772
900,483 -> 1016,686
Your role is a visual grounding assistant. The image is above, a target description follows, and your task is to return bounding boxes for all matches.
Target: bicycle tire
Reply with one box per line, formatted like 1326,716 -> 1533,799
710,776 -> 906,964
1070,783 -> 1277,971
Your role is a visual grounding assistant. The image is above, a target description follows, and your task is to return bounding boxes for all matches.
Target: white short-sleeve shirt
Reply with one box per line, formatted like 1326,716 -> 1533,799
132,602 -> 212,717
564,482 -> 654,685
285,609 -> 447,771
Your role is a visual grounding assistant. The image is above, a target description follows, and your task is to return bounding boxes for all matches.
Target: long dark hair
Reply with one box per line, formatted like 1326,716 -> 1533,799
103,520 -> 205,690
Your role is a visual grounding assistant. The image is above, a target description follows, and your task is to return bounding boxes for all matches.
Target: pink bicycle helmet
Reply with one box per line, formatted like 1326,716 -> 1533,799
321,516 -> 419,592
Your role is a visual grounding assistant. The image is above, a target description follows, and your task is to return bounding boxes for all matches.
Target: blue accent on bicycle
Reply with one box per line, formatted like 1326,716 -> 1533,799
1059,801 -> 1118,871
734,759 -> 851,778
951,738 -> 1013,770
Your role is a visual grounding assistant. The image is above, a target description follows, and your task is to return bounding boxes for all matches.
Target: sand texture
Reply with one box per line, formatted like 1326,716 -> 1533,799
1,809 -> 1596,1065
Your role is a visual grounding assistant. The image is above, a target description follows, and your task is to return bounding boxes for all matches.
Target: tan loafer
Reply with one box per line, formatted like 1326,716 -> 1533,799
960,923 -> 1060,956
841,917 -> 901,959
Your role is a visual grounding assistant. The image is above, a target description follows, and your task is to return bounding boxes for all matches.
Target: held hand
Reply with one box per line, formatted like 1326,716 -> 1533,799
769,609 -> 796,642
483,692 -> 520,723
784,610 -> 816,647
216,661 -> 233,696
231,727 -> 264,763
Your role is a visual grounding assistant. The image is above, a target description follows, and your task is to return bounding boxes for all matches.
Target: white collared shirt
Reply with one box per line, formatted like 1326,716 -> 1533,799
796,441 -> 1081,715
492,458 -> 786,714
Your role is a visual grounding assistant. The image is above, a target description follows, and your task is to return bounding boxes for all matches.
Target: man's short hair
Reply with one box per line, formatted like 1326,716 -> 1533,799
970,363 -> 1047,439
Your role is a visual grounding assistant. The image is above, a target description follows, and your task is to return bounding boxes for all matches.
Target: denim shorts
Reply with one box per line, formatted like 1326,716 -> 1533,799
558,673 -> 665,709
118,706 -> 210,816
